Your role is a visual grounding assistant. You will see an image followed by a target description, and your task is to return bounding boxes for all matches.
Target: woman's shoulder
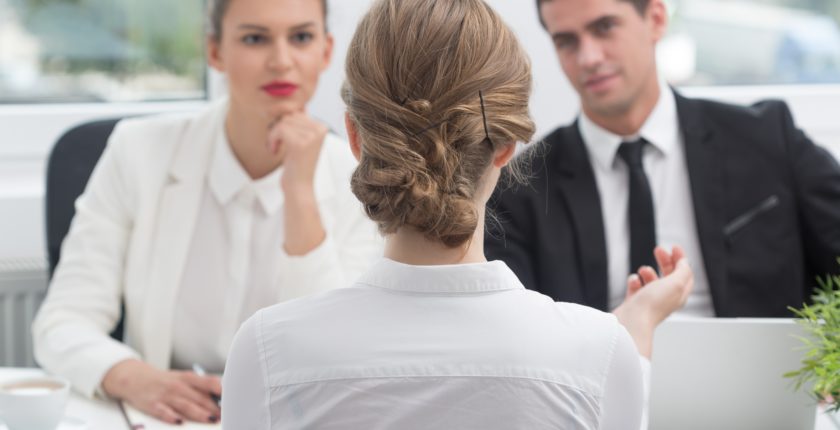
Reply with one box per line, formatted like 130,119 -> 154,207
515,287 -> 621,332
553,301 -> 622,333
102,102 -> 225,178
111,101 -> 223,146
519,294 -> 625,350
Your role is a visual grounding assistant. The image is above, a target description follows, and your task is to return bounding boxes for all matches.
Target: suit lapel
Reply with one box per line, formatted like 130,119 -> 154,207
676,92 -> 727,315
142,101 -> 226,368
553,124 -> 609,310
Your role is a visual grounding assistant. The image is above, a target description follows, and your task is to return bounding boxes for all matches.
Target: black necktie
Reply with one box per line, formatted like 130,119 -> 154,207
617,138 -> 657,273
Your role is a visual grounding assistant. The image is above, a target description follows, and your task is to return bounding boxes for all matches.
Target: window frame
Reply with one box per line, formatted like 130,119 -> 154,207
0,70 -> 225,161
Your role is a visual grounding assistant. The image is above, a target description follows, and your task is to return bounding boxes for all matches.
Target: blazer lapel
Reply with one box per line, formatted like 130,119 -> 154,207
676,92 -> 727,315
142,101 -> 226,368
553,123 -> 609,310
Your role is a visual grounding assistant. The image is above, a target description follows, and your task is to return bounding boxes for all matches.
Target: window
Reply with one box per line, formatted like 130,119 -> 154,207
0,0 -> 206,103
660,0 -> 840,86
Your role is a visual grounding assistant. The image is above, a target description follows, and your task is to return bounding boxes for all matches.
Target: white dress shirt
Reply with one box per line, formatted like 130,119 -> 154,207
170,124 -> 303,372
223,258 -> 644,430
578,81 -> 714,317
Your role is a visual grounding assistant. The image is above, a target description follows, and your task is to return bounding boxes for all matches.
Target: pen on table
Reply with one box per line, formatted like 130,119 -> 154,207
192,363 -> 223,407
118,400 -> 146,430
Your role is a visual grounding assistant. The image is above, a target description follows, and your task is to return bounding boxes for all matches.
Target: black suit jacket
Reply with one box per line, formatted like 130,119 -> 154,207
485,92 -> 840,317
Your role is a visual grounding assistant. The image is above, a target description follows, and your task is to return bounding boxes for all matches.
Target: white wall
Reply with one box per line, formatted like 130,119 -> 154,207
311,0 -> 577,142
1,0 -> 839,262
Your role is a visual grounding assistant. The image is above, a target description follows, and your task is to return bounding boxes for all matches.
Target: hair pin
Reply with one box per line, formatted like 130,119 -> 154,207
479,90 -> 492,144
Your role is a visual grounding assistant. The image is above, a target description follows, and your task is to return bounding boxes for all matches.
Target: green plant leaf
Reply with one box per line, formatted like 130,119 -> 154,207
787,258 -> 840,412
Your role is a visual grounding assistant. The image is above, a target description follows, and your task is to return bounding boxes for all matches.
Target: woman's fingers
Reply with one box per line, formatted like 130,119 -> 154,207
172,378 -> 220,416
650,245 -> 689,277
676,258 -> 695,302
654,246 -> 672,275
626,274 -> 643,298
637,265 -> 659,285
671,246 -> 685,266
267,123 -> 284,155
148,401 -> 184,425
181,372 -> 223,397
266,112 -> 323,156
169,395 -> 218,424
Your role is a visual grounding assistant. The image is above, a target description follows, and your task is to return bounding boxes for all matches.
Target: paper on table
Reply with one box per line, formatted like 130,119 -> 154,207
121,403 -> 221,430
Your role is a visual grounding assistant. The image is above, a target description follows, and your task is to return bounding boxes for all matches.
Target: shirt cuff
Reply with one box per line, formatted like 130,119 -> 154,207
278,235 -> 345,298
283,234 -> 340,273
78,343 -> 142,399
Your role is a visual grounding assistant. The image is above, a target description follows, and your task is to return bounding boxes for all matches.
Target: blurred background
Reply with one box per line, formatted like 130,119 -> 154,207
2,0 -> 840,102
1,0 -> 839,365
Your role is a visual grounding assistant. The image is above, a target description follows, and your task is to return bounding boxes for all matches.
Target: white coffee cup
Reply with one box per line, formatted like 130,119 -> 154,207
0,376 -> 70,430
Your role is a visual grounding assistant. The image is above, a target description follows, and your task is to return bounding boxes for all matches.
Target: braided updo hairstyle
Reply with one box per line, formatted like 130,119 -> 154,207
343,0 -> 535,248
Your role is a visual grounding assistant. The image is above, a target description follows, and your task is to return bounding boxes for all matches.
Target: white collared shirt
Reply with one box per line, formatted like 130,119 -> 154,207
578,81 -> 713,317
222,258 -> 644,430
171,125 -> 288,372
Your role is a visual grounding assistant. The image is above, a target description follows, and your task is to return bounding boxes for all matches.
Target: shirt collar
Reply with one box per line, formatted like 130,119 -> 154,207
578,80 -> 679,171
356,258 -> 525,294
208,124 -> 284,214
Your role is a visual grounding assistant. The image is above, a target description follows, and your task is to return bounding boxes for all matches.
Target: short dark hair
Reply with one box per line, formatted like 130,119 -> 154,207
207,0 -> 329,41
535,0 -> 650,29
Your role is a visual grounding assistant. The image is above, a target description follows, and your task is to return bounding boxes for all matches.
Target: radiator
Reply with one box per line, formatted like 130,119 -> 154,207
0,257 -> 48,367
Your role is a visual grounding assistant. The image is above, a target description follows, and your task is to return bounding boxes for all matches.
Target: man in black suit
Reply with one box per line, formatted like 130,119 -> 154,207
486,0 -> 840,317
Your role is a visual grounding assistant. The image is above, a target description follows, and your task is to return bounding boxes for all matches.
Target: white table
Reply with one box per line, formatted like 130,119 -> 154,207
2,367 -> 839,429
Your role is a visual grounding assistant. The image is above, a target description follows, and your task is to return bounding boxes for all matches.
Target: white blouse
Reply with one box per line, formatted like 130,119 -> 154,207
222,258 -> 644,430
32,99 -> 384,399
171,124 -> 380,373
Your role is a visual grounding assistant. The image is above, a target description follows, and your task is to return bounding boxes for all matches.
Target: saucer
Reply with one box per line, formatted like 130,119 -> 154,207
0,417 -> 86,430
58,416 -> 88,430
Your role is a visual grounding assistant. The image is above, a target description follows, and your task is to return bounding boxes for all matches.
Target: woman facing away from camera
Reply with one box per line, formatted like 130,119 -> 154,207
32,0 -> 381,424
221,0 -> 693,428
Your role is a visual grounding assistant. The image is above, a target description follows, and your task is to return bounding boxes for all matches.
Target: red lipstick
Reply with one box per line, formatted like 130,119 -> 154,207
262,81 -> 298,97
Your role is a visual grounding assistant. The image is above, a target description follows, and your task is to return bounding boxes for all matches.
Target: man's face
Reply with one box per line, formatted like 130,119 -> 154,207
540,0 -> 667,118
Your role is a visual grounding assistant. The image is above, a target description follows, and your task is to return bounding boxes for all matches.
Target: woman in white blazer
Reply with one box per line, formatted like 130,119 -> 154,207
32,0 -> 381,424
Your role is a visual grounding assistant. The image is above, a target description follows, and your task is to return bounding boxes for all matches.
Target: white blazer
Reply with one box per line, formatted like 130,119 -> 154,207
32,100 -> 383,397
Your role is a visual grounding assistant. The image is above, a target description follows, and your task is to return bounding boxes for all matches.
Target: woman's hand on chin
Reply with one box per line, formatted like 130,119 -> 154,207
267,111 -> 328,194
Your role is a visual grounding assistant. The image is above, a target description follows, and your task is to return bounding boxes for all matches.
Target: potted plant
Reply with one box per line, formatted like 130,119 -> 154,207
786,258 -> 840,414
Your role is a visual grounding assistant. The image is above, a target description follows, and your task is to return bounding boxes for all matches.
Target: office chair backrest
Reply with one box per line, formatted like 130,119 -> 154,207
45,118 -> 124,340
45,118 -> 120,278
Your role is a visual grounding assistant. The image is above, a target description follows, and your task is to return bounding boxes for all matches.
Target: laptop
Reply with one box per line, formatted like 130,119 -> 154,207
648,318 -> 817,430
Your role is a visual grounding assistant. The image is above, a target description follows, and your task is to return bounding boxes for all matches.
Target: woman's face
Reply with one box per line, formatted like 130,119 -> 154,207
208,0 -> 333,119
